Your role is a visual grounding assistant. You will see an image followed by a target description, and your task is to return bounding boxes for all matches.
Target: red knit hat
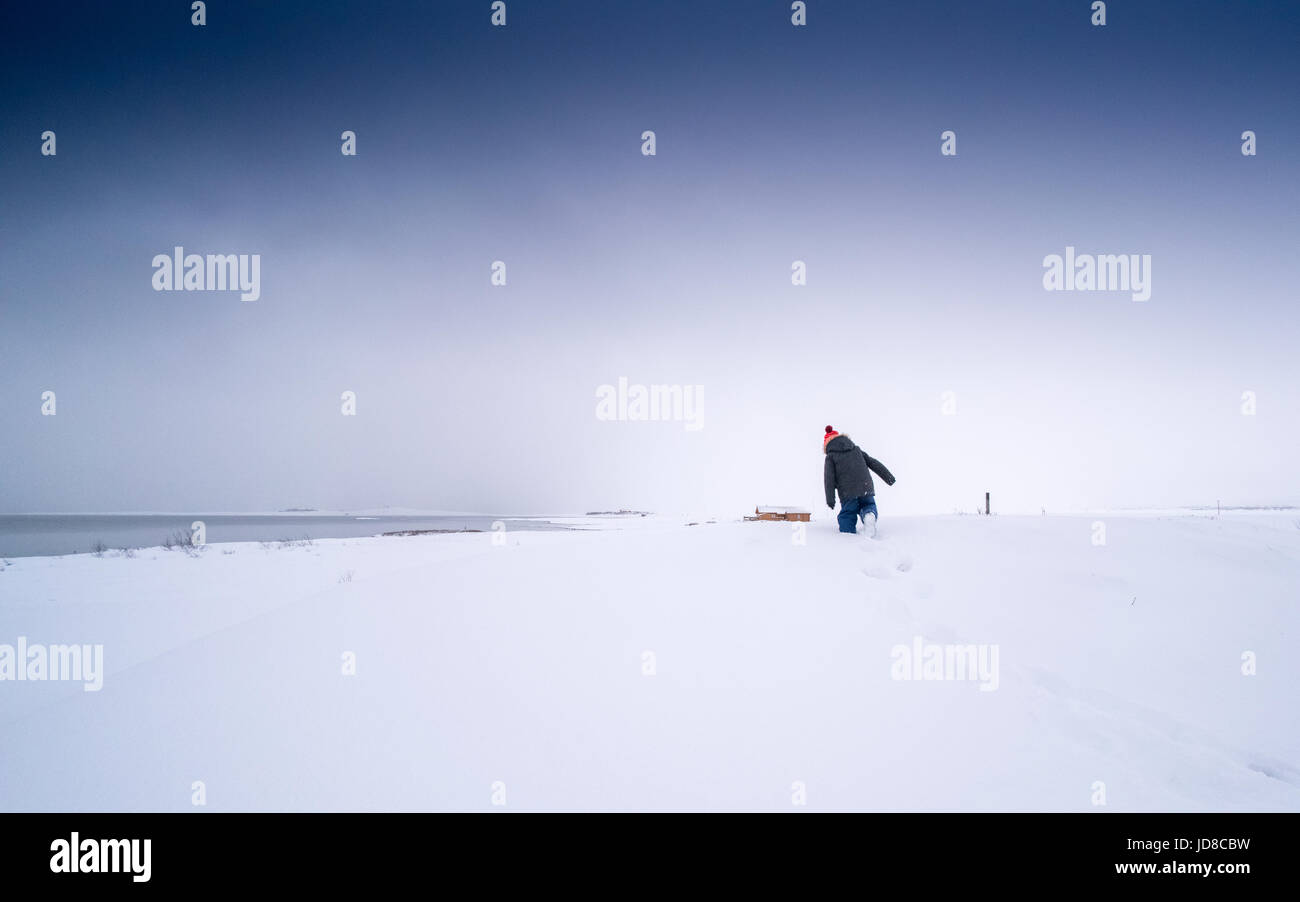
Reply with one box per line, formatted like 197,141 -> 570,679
823,425 -> 840,448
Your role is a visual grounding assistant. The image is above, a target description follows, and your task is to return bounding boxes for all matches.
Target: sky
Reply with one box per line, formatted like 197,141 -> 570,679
1,0 -> 1297,515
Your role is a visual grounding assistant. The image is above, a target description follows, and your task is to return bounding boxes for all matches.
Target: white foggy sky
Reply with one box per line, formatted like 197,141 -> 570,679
4,198 -> 1296,516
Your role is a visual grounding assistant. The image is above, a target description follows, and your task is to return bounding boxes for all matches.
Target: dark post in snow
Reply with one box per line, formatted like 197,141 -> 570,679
985,492 -> 990,516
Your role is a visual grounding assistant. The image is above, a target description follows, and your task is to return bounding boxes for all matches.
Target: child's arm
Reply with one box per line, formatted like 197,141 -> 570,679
863,452 -> 896,487
824,456 -> 837,508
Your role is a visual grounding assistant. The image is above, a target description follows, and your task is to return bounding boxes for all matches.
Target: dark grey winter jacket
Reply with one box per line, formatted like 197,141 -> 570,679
824,434 -> 895,506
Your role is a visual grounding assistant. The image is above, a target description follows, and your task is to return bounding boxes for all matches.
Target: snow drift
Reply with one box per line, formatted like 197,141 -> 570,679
0,511 -> 1296,811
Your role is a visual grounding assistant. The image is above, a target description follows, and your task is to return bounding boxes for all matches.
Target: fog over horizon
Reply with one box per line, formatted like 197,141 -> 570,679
2,1 -> 1297,517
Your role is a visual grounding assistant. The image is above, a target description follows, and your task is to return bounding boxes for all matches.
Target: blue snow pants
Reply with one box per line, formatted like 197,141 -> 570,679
837,494 -> 878,534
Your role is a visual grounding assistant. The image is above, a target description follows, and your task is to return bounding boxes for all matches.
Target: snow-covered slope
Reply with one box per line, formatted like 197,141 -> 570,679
0,512 -> 1296,811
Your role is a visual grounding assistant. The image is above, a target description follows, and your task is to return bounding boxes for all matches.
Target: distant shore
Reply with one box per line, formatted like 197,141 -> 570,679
0,513 -> 568,559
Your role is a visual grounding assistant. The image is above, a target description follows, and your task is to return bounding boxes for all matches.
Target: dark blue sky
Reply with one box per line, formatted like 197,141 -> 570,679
2,1 -> 1297,514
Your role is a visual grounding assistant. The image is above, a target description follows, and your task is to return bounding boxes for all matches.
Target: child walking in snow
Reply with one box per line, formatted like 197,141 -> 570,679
823,425 -> 896,535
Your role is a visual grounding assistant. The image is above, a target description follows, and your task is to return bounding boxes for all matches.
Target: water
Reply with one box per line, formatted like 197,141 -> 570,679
0,514 -> 569,558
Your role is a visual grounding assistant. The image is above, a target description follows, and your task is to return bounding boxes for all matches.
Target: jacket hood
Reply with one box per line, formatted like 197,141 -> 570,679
824,434 -> 856,454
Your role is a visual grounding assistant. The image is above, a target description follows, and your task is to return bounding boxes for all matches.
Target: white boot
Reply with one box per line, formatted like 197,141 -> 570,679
865,512 -> 878,538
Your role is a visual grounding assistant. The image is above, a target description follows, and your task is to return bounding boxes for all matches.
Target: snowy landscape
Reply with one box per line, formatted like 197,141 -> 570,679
4,0 -> 1298,848
2,509 -> 1296,812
